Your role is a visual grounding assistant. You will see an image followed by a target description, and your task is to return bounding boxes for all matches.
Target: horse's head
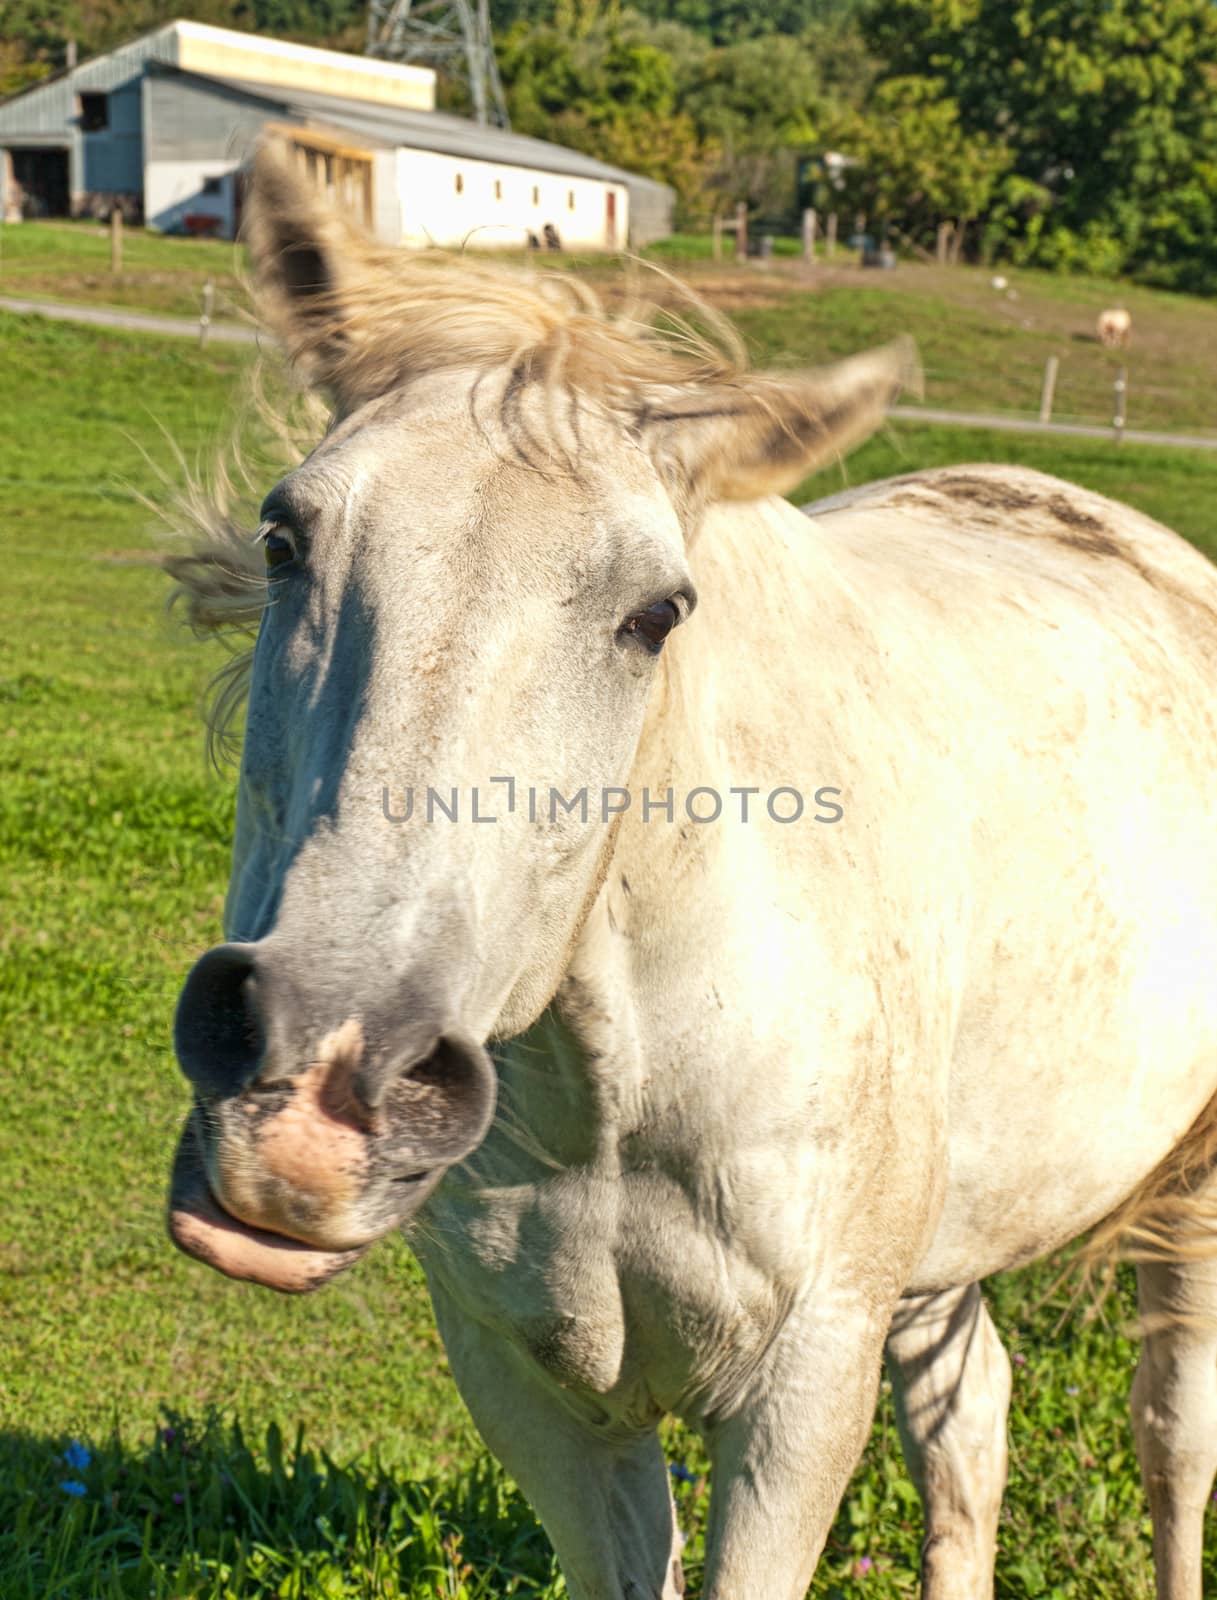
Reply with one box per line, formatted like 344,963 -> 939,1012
168,141 -> 912,1291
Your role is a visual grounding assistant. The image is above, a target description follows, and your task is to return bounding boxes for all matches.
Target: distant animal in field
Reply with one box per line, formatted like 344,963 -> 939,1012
166,139 -> 1217,1600
1097,307 -> 1132,347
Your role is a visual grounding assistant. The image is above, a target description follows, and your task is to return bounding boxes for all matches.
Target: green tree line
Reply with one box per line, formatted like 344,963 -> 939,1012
4,0 -> 1217,289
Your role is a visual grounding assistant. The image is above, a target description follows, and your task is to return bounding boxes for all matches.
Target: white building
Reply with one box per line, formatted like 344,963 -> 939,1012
0,20 -> 673,250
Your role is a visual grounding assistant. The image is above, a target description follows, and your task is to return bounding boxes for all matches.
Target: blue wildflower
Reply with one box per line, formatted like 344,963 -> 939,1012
60,1480 -> 87,1497
62,1441 -> 91,1472
669,1464 -> 698,1485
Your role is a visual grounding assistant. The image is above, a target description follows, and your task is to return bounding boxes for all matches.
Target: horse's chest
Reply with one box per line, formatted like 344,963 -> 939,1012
425,1170 -> 789,1424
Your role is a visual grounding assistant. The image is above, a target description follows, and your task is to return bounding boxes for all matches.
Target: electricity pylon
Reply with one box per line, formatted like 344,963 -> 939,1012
365,0 -> 510,129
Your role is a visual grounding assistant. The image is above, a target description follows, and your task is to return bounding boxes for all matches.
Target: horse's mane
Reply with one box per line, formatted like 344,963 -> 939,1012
163,250 -> 748,768
161,365 -> 325,768
267,233 -> 749,418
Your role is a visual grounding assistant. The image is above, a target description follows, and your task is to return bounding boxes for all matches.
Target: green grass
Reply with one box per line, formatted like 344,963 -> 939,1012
3,299 -> 1217,1596
732,272 -> 1217,439
0,219 -> 246,321
6,219 -> 1217,440
642,232 -> 806,260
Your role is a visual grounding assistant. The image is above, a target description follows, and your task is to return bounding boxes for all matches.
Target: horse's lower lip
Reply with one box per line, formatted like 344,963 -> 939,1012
167,1117 -> 369,1294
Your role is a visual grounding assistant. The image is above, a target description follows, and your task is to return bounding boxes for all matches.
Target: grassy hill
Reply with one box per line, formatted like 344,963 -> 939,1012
4,221 -> 1216,441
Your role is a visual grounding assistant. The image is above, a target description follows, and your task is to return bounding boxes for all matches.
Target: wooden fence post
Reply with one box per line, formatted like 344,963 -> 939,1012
199,277 -> 214,350
801,207 -> 817,265
711,212 -> 722,261
825,212 -> 837,259
1112,367 -> 1127,443
1038,355 -> 1059,425
110,207 -> 122,275
735,201 -> 748,261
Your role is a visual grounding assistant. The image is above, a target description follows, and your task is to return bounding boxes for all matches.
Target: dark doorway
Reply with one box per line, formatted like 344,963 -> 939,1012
9,148 -> 70,218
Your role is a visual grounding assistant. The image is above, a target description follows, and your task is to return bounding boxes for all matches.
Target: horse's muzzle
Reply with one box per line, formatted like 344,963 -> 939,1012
168,1111 -> 370,1293
168,944 -> 498,1289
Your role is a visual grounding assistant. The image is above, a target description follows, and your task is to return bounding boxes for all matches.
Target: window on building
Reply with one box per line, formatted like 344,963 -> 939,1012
202,176 -> 224,196
455,172 -> 464,194
494,179 -> 502,200
79,93 -> 108,132
532,185 -> 539,205
568,190 -> 575,210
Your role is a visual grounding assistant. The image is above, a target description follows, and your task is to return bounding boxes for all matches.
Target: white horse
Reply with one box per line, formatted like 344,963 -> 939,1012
167,143 -> 1217,1599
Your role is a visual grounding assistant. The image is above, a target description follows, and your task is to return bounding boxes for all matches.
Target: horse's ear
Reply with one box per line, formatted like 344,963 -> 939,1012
638,338 -> 919,512
241,139 -> 370,404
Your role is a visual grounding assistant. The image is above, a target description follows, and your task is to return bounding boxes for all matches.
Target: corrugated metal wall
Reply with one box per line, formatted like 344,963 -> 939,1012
143,71 -> 286,164
0,29 -> 176,137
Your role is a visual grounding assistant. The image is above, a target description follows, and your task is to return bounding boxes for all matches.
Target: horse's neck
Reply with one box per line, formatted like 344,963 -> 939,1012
493,492 -> 843,1171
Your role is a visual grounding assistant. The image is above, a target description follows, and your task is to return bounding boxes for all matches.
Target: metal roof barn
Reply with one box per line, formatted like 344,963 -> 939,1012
0,19 -> 673,248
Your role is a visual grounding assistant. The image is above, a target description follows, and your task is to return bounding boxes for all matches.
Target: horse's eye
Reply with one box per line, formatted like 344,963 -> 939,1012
621,600 -> 680,655
262,527 -> 295,571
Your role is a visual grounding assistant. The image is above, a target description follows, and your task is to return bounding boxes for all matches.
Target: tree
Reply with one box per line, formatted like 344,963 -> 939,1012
834,75 -> 1012,254
678,34 -> 830,218
0,0 -> 78,94
497,12 -> 720,223
861,0 -> 1217,282
491,0 -> 865,44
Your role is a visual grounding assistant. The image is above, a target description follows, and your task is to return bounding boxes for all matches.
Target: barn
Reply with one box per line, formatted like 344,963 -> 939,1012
0,19 -> 673,250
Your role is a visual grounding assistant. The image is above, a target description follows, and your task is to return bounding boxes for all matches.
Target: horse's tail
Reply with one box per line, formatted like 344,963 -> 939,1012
1079,1084 -> 1217,1302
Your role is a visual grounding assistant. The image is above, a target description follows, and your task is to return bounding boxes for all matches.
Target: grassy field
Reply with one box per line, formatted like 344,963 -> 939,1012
4,219 -> 1217,440
3,279 -> 1217,1597
0,220 -> 248,321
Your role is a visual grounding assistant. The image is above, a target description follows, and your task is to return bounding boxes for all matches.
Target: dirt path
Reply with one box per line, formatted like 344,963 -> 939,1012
891,404 -> 1217,451
0,293 -> 257,344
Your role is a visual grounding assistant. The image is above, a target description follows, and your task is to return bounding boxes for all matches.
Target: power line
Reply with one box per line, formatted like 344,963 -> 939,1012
365,0 -> 510,129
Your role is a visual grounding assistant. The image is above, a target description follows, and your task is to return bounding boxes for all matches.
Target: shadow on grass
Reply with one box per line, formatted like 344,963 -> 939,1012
0,1411 -> 562,1599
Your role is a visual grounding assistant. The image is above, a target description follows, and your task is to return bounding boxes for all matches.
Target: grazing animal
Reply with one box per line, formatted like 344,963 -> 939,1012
168,142 -> 1217,1599
1098,306 -> 1132,347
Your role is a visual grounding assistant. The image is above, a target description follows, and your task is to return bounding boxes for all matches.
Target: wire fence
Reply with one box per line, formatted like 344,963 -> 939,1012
5,261 -> 1217,450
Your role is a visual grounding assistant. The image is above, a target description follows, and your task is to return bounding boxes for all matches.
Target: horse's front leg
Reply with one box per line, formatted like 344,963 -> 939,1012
429,1279 -> 685,1600
885,1284 -> 1011,1599
700,1295 -> 892,1599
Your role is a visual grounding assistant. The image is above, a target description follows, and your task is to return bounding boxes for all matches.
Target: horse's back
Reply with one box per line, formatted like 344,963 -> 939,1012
797,465 -> 1217,1286
805,462 -> 1217,642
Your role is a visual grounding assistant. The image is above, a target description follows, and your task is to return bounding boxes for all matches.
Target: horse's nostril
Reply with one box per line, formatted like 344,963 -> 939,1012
356,1030 -> 497,1164
174,943 -> 265,1098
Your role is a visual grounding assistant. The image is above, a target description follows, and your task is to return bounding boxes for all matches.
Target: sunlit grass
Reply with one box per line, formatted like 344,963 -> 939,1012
2,307 -> 1215,1594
